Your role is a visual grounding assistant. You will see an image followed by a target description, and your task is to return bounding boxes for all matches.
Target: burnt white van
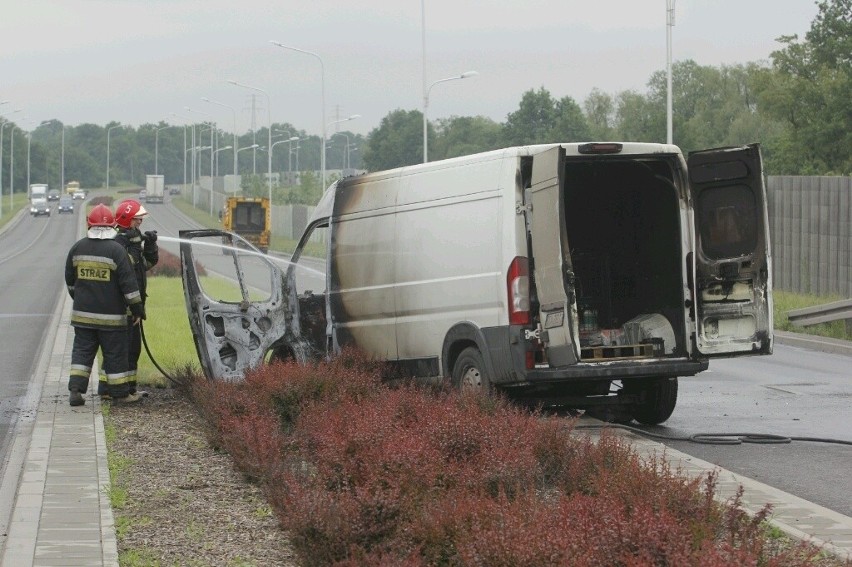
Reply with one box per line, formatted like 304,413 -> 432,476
180,142 -> 772,424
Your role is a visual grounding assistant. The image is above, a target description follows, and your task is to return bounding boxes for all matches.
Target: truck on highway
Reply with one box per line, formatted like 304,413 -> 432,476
65,181 -> 81,195
219,196 -> 270,253
180,142 -> 774,425
29,184 -> 50,217
144,175 -> 165,203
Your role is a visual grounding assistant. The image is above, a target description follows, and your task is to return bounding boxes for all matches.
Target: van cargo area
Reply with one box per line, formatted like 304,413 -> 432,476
562,158 -> 685,360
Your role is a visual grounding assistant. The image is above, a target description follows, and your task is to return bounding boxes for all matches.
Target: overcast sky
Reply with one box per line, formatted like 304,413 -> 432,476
1,1 -> 819,138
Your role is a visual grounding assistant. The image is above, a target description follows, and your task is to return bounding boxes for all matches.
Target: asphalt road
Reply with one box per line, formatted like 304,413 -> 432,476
0,204 -> 79,473
630,342 -> 852,518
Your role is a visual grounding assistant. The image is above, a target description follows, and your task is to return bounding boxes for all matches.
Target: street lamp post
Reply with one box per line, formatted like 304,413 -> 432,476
212,144 -> 233,217
666,0 -> 676,144
172,114 -> 196,201
60,123 -> 65,193
270,41 -> 326,189
186,107 -> 217,213
213,146 -> 233,176
0,109 -> 23,217
236,143 -> 260,182
327,115 -> 360,180
287,137 -> 299,184
422,71 -> 478,163
271,136 -> 298,185
25,119 -> 56,209
202,97 -> 239,195
331,132 -> 350,171
106,124 -> 125,192
9,125 -> 16,207
171,114 -> 193,195
154,124 -> 171,175
228,81 -> 273,226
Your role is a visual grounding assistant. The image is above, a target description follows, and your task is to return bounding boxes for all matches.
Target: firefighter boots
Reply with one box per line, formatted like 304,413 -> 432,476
69,389 -> 84,407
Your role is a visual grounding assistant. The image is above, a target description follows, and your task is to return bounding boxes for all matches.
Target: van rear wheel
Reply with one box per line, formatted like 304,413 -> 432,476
624,376 -> 678,425
452,347 -> 491,393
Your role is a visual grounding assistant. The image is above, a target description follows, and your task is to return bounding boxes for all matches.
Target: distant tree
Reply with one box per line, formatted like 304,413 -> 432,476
363,109 -> 423,170
432,115 -> 503,160
752,0 -> 851,173
612,90 -> 661,143
583,88 -> 616,140
502,87 -> 558,146
550,95 -> 591,142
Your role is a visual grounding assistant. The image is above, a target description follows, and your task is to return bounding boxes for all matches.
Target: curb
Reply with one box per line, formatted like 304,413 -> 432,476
774,330 -> 852,357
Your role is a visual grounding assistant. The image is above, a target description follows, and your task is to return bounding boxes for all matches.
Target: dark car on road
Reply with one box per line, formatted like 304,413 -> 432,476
31,200 -> 51,217
57,196 -> 74,214
47,189 -> 60,201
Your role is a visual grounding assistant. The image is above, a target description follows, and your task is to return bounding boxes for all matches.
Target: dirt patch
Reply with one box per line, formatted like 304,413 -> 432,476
106,388 -> 298,566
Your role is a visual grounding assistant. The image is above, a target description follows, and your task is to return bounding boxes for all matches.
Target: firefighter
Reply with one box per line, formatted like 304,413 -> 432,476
65,204 -> 144,406
106,199 -> 159,398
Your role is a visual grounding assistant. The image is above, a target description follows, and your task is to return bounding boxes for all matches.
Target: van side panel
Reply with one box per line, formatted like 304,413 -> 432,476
394,157 -> 510,366
330,175 -> 400,359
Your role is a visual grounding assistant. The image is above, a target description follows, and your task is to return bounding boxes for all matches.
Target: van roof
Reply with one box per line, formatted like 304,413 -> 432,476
359,142 -> 684,180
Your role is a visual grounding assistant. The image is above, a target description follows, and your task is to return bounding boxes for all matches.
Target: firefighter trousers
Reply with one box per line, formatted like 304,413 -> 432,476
97,318 -> 141,396
69,326 -> 132,399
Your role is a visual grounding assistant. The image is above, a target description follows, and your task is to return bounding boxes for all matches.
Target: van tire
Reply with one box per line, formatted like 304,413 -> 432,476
625,376 -> 678,425
452,347 -> 491,393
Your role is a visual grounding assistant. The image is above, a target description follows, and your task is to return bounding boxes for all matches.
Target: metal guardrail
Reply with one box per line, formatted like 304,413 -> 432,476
787,299 -> 852,333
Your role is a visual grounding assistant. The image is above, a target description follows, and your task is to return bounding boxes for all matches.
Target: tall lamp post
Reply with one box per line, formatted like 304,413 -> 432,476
237,144 -> 260,186
213,146 -> 233,176
327,115 -> 360,179
9,124 -> 16,209
1,109 -> 23,217
270,137 -> 298,182
666,0 -> 676,144
154,124 -> 171,175
270,41 -> 326,189
331,132 -> 350,171
186,107 -> 217,213
106,124 -> 125,192
171,114 -> 193,193
59,122 -> 65,192
422,71 -> 478,163
202,97 -> 239,194
227,80 -> 273,223
25,119 -> 56,208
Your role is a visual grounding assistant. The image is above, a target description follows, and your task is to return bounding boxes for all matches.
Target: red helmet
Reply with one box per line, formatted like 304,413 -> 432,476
87,204 -> 115,227
114,199 -> 148,229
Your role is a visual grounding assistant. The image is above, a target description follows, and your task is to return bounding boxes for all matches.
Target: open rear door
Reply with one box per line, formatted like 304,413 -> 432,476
688,144 -> 773,357
528,146 -> 580,366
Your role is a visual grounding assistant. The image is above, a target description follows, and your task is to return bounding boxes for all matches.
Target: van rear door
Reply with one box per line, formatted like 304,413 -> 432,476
529,146 -> 580,366
688,144 -> 773,357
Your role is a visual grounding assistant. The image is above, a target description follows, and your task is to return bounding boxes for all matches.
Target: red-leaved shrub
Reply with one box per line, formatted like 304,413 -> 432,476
184,350 -> 825,566
148,248 -> 206,278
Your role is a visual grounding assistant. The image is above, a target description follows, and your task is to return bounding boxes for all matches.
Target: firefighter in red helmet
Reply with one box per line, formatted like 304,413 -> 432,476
65,204 -> 144,406
103,199 -> 160,398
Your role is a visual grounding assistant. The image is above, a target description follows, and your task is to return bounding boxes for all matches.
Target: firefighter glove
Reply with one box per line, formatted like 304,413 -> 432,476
143,230 -> 158,243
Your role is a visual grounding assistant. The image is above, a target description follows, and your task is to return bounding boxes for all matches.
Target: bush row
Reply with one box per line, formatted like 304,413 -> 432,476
183,351 -> 821,566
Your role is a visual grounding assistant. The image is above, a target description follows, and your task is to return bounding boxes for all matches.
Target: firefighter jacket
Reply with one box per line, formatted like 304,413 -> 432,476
115,227 -> 159,303
65,236 -> 144,330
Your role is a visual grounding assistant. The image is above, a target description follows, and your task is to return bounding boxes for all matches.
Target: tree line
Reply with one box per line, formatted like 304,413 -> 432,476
364,0 -> 850,176
1,0 -> 847,202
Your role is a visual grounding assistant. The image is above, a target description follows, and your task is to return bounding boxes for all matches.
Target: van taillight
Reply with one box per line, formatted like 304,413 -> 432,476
507,257 -> 530,325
